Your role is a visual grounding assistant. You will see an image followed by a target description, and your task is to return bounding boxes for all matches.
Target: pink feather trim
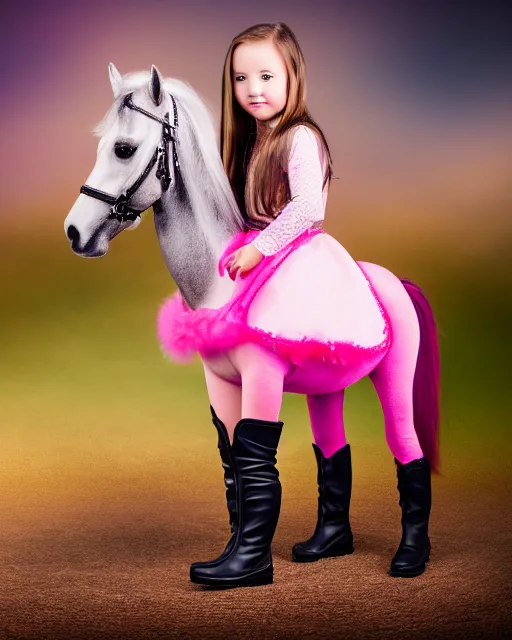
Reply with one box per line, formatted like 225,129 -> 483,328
157,228 -> 391,366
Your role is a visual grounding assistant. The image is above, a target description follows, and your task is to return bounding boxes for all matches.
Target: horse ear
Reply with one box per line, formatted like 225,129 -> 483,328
149,65 -> 164,106
108,63 -> 123,98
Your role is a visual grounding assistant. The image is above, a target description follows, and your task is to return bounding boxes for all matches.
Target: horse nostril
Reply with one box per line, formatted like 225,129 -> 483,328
67,225 -> 80,246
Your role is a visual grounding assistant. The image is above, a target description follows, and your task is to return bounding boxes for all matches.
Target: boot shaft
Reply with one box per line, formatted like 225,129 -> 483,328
232,418 -> 283,552
394,457 -> 432,543
313,443 -> 352,526
210,406 -> 237,529
395,457 -> 432,521
209,408 -> 283,540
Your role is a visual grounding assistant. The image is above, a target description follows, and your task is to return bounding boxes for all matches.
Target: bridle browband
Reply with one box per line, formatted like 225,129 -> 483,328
79,92 -> 181,223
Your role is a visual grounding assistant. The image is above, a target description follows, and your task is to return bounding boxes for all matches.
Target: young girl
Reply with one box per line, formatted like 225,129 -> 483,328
220,23 -> 333,280
162,23 -> 431,589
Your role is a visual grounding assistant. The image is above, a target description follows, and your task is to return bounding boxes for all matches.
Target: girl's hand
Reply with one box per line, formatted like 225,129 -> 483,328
227,244 -> 263,279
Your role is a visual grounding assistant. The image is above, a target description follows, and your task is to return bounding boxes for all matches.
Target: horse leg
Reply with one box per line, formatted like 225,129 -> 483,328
292,390 -> 354,562
364,267 -> 424,464
202,361 -> 242,438
361,262 -> 432,578
191,343 -> 288,587
307,390 -> 348,458
232,343 -> 290,423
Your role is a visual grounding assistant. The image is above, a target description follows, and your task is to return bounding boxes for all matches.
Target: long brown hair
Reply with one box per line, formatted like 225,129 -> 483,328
220,22 -> 333,230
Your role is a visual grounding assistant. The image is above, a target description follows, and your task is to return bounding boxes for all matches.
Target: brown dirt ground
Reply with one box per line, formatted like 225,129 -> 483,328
0,453 -> 510,640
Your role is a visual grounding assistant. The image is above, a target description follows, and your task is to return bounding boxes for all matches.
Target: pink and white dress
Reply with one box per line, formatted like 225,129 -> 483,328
158,126 -> 391,376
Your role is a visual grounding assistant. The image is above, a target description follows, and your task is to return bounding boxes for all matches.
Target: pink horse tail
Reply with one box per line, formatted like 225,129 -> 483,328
401,279 -> 441,474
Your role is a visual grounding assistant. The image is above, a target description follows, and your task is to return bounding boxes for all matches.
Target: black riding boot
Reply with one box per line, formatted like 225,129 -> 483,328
190,406 -> 237,571
389,456 -> 432,578
190,416 -> 283,588
292,443 -> 354,562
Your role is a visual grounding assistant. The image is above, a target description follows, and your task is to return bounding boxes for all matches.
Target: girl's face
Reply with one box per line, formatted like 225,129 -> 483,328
232,39 -> 288,123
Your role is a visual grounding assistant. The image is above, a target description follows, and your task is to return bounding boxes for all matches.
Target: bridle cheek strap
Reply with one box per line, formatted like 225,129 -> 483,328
79,92 -> 181,223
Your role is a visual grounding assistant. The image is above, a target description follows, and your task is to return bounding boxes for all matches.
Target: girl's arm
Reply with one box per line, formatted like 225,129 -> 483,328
250,125 -> 327,256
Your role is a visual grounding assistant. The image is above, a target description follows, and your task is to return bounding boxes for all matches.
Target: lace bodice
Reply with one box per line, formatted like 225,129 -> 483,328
250,125 -> 328,256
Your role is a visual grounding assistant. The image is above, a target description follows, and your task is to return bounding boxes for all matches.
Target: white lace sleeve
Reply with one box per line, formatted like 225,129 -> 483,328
250,126 -> 326,256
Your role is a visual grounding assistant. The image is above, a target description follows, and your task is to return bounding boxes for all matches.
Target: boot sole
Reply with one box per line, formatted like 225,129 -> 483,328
292,544 -> 354,563
190,566 -> 273,588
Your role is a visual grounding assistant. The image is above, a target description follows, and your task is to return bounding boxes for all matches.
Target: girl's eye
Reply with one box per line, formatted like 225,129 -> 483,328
235,75 -> 245,82
114,143 -> 137,159
262,74 -> 272,81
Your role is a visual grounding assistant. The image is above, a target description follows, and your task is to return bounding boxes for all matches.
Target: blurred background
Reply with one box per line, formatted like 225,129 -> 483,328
0,0 -> 511,636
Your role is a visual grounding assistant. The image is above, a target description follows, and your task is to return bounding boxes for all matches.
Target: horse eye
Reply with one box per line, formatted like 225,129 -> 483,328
114,143 -> 137,159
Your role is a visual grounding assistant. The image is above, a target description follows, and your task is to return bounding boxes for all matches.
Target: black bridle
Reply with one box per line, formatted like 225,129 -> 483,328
79,92 -> 181,223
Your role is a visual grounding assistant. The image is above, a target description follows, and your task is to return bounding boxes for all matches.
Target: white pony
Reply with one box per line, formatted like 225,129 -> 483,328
65,65 -> 440,589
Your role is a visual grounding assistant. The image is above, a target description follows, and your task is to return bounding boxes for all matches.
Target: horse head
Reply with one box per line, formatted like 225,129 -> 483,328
64,63 -> 179,257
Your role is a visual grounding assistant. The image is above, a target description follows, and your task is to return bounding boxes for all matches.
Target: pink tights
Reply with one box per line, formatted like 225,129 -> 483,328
203,345 -> 424,466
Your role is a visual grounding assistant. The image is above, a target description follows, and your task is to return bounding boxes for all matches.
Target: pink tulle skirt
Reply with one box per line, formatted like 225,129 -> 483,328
157,228 -> 391,367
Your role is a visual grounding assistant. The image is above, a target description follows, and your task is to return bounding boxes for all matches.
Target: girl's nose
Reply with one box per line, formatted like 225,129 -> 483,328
248,81 -> 262,97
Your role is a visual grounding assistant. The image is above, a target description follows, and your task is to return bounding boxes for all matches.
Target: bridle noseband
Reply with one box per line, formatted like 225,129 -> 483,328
79,92 -> 181,223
